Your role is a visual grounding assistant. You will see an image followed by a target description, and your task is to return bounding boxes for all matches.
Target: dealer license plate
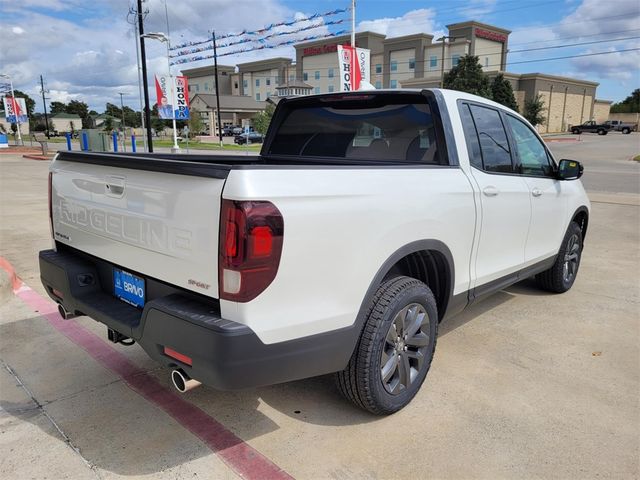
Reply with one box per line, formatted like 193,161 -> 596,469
113,268 -> 145,308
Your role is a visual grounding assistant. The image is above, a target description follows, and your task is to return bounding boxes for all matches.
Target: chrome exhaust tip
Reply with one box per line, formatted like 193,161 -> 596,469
171,369 -> 201,393
57,303 -> 77,320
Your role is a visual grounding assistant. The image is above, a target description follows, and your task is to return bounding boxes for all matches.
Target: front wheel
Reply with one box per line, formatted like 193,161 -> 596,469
536,222 -> 583,293
336,276 -> 438,415
622,127 -> 630,134
597,129 -> 606,135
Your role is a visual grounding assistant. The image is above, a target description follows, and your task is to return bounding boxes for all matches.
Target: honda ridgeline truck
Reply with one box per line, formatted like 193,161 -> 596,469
39,89 -> 590,414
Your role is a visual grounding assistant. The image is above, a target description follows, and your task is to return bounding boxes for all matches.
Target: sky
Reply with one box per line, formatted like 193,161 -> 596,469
1,0 -> 638,113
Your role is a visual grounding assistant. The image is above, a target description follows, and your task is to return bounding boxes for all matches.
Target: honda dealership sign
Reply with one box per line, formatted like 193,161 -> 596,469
2,97 -> 28,124
154,74 -> 190,120
337,45 -> 370,91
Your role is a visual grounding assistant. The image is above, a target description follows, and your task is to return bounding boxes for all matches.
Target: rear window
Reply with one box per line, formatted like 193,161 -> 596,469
267,95 -> 445,164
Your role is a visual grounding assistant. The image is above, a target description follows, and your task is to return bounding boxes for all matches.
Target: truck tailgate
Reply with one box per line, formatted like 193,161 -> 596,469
50,157 -> 226,298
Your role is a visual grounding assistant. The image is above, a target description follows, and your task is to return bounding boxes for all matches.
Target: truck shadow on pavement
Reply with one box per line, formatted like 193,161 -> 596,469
0,278 -> 552,476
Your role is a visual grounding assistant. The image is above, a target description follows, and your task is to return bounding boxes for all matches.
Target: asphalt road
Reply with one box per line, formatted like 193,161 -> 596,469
0,136 -> 639,479
547,132 -> 640,194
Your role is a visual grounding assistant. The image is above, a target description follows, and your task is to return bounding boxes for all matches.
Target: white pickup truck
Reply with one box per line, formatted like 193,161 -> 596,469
40,89 -> 590,414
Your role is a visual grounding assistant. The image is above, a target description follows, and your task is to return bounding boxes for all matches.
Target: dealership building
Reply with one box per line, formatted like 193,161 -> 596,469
181,20 -> 610,134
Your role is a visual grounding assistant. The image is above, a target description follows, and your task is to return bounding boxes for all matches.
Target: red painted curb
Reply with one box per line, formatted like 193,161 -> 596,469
1,257 -> 293,480
22,154 -> 53,160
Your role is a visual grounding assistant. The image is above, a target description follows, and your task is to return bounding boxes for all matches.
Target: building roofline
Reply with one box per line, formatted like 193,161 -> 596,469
294,30 -> 386,49
383,33 -> 434,44
237,57 -> 292,71
446,20 -> 512,35
180,65 -> 235,76
517,72 -> 599,87
594,99 -> 613,104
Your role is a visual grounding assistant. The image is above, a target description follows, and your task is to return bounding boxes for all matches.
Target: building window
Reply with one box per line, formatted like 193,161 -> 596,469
375,63 -> 382,74
289,74 -> 294,82
266,78 -> 271,86
409,58 -> 415,70
256,79 -> 260,87
390,80 -> 397,88
328,68 -> 334,78
195,84 -> 200,91
267,91 -> 271,97
430,56 -> 437,68
315,71 -> 320,80
375,81 -> 381,89
452,54 -> 460,67
328,85 -> 334,92
303,72 -> 308,81
243,79 -> 248,89
256,93 -> 261,101
391,61 -> 398,72
234,82 -> 238,89
188,85 -> 192,92
485,57 -> 489,67
204,83 -> 209,91
314,87 -> 320,94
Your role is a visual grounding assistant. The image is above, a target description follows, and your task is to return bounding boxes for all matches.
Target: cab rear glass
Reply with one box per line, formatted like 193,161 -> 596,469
266,93 -> 447,165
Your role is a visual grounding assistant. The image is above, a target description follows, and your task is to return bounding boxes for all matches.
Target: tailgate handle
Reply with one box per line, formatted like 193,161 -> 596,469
105,176 -> 125,197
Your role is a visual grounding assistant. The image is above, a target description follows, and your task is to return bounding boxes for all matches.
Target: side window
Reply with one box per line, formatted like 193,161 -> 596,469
459,104 -> 483,169
505,115 -> 554,177
468,104 -> 513,173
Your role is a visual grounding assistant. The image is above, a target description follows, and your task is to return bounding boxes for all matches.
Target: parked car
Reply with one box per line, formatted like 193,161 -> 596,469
605,120 -> 637,134
40,89 -> 590,414
234,132 -> 263,144
232,126 -> 244,135
570,120 -> 612,135
221,126 -> 235,136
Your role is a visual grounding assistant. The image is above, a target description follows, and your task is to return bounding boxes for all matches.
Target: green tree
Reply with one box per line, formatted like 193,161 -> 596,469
105,102 -> 121,118
443,54 -> 491,99
102,116 -> 114,132
252,104 -> 275,135
523,94 -> 546,127
66,100 -> 90,128
610,88 -> 640,113
490,74 -> 518,112
50,101 -> 67,114
188,112 -> 203,136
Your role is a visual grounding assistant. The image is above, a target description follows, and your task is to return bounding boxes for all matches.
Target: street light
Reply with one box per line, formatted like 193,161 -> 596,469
0,73 -> 24,146
118,92 -> 127,152
141,31 -> 180,153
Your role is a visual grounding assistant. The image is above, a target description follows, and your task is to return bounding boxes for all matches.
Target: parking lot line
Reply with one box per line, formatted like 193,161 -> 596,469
0,256 -> 293,480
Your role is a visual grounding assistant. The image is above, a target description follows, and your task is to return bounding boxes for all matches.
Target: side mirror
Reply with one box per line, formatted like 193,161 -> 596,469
557,159 -> 584,180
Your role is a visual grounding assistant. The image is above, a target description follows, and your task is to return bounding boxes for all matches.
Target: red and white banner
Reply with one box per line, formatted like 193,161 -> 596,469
155,74 -> 191,120
2,97 -> 28,124
337,45 -> 370,92
173,76 -> 190,120
155,74 -> 173,119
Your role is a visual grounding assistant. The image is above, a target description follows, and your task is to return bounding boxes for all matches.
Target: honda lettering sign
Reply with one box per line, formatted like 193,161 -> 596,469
337,45 -> 371,92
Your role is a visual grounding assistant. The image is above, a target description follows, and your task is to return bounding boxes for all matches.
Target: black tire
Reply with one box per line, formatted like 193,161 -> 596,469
536,222 -> 583,293
597,128 -> 605,135
622,127 -> 630,134
336,276 -> 438,415
571,128 -> 580,134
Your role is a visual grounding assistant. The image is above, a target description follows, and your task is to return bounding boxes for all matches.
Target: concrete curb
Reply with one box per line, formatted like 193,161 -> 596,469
589,192 -> 640,206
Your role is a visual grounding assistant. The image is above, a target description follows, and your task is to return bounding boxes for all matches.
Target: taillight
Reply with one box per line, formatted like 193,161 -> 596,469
219,199 -> 284,302
48,172 -> 54,238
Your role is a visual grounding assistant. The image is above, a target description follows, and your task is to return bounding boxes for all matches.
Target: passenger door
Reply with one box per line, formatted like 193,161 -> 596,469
504,114 -> 568,264
459,103 -> 531,290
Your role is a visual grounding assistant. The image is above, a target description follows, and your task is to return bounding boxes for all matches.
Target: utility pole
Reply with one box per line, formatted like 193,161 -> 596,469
436,36 -> 456,89
351,0 -> 356,47
212,30 -> 223,146
40,75 -> 50,138
119,92 -> 127,152
137,0 -> 153,152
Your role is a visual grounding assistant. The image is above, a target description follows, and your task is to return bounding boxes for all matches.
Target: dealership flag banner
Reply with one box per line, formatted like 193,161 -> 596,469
173,76 -> 190,120
155,74 -> 174,119
337,45 -> 370,92
2,97 -> 28,124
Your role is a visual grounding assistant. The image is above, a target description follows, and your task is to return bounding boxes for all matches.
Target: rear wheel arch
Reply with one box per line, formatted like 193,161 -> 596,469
360,240 -> 455,324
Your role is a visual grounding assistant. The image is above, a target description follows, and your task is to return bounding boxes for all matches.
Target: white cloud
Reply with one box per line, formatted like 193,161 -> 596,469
357,9 -> 441,38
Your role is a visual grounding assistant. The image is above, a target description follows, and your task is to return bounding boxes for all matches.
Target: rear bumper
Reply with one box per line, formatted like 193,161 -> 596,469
39,248 -> 356,390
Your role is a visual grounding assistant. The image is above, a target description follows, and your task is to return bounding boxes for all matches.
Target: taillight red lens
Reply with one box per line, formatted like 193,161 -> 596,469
219,199 -> 284,302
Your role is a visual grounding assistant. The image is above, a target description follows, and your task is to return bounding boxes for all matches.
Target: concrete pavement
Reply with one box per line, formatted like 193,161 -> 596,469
0,133 -> 638,479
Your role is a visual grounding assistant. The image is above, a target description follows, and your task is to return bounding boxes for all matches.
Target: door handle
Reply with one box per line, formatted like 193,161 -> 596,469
482,186 -> 499,197
531,188 -> 542,197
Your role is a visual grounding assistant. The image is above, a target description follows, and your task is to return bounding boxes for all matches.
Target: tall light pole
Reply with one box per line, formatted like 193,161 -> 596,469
351,0 -> 356,47
0,73 -> 23,145
118,92 -> 127,152
136,0 -> 153,152
436,36 -> 457,89
141,32 -> 180,153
